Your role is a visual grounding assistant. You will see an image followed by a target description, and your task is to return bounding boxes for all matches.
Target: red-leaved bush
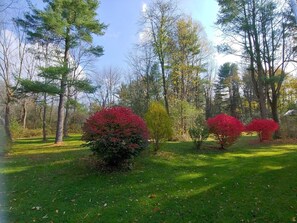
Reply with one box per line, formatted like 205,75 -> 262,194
207,114 -> 244,149
82,106 -> 149,168
245,119 -> 279,141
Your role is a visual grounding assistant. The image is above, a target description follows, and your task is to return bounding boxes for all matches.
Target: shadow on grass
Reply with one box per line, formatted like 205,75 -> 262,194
2,135 -> 297,222
14,135 -> 82,145
0,126 -> 8,223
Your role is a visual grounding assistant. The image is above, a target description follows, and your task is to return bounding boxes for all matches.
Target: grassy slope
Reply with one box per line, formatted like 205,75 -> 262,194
1,135 -> 297,223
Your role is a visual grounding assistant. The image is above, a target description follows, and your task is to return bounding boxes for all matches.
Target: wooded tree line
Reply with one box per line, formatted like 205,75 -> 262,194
1,0 -> 297,144
119,0 -> 297,139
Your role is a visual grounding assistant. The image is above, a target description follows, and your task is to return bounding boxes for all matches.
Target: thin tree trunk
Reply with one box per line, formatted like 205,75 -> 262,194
63,93 -> 70,138
4,102 -> 12,142
161,62 -> 169,115
21,99 -> 27,129
257,70 -> 268,119
49,97 -> 54,126
248,99 -> 253,119
42,93 -> 47,142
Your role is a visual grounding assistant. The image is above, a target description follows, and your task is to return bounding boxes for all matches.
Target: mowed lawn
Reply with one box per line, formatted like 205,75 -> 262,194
1,135 -> 297,223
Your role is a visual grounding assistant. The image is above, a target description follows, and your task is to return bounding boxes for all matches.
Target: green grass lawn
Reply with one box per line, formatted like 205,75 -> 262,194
1,135 -> 297,222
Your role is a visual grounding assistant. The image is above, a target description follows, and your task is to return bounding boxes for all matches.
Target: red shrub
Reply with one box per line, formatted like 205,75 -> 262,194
82,106 -> 149,167
207,114 -> 244,149
245,119 -> 279,141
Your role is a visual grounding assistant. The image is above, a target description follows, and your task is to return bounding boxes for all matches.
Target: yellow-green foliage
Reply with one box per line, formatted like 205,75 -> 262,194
145,101 -> 172,151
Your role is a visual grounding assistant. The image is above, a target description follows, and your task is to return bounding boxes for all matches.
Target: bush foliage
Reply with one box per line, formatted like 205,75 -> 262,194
82,106 -> 149,168
145,101 -> 172,152
189,115 -> 209,150
245,119 -> 279,141
207,113 -> 244,149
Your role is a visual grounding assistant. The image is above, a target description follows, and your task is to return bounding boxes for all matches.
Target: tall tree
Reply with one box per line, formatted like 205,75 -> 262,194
17,0 -> 106,143
242,71 -> 258,120
118,63 -> 161,117
63,42 -> 99,137
203,61 -> 216,119
0,26 -> 27,142
168,17 -> 207,133
215,63 -> 241,117
126,43 -> 158,112
142,0 -> 179,114
217,0 -> 295,125
18,65 -> 68,141
169,17 -> 204,102
94,66 -> 121,108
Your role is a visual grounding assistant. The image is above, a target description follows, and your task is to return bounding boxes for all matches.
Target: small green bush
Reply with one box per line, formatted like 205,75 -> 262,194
189,116 -> 209,150
22,128 -> 43,138
145,101 -> 172,152
10,119 -> 23,139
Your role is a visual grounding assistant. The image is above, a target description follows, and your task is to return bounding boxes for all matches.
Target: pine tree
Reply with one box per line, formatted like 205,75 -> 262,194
16,0 -> 106,143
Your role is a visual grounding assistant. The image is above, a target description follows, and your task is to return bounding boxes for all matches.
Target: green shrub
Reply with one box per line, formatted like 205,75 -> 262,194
10,119 -> 23,139
170,99 -> 197,140
22,128 -> 43,138
189,116 -> 209,150
145,101 -> 172,152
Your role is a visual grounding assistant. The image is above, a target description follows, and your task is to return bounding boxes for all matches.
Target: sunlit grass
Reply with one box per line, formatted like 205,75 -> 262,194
1,135 -> 297,222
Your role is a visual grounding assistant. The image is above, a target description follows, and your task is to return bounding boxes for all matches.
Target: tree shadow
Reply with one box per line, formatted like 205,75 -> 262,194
2,135 -> 297,222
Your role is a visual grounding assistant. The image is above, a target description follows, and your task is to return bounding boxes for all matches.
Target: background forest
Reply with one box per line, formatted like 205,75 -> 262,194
1,0 -> 297,144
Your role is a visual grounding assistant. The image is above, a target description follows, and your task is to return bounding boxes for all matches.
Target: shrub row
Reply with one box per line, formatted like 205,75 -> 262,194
193,114 -> 279,150
82,105 -> 279,169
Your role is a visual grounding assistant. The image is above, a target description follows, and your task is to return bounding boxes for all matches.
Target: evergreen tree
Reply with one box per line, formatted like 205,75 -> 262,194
16,0 -> 106,143
214,63 -> 241,117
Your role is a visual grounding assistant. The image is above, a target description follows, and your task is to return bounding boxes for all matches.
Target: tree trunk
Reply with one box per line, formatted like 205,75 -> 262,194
248,99 -> 253,119
270,95 -> 281,138
270,97 -> 279,123
244,2 -> 268,119
251,0 -> 268,118
49,97 -> 54,126
55,29 -> 70,144
63,93 -> 70,138
161,61 -> 169,115
257,69 -> 268,119
55,84 -> 65,144
4,102 -> 12,142
42,93 -> 47,142
21,99 -> 27,129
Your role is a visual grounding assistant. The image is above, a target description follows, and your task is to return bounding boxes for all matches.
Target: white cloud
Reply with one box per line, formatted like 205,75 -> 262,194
138,26 -> 152,44
142,3 -> 147,13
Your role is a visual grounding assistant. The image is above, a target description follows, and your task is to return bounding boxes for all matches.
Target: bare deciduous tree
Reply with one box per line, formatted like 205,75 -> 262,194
93,67 -> 122,108
0,26 -> 27,141
141,0 -> 180,114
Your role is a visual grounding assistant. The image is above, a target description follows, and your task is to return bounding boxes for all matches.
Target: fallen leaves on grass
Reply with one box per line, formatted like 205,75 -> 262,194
31,206 -> 41,211
148,194 -> 156,199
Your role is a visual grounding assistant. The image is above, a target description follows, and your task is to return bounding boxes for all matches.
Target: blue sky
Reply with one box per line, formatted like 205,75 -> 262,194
96,0 -> 220,70
7,0 -> 221,71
